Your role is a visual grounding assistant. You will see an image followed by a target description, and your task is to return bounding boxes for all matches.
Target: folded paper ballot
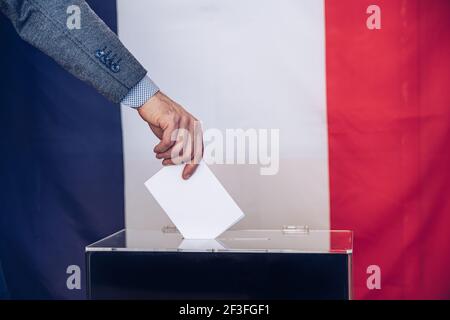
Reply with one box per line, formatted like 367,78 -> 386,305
144,161 -> 245,239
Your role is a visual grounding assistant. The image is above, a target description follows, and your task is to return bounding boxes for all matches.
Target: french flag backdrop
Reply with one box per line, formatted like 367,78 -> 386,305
0,0 -> 449,299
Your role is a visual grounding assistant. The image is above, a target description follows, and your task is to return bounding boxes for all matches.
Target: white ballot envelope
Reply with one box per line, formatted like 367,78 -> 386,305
144,161 -> 245,239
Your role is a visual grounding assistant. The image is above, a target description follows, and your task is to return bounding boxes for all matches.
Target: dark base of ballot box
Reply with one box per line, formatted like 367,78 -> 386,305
86,229 -> 352,300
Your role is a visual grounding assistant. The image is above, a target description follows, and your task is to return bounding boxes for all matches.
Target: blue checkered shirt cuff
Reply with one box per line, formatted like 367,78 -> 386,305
121,75 -> 159,108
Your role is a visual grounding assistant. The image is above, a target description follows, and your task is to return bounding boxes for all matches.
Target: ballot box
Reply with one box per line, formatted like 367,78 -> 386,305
86,227 -> 353,300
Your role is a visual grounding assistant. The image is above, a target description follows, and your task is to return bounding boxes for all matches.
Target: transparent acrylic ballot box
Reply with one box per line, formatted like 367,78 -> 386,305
86,227 -> 353,300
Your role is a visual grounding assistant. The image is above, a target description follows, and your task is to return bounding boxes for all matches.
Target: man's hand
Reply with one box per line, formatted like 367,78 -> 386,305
137,91 -> 203,179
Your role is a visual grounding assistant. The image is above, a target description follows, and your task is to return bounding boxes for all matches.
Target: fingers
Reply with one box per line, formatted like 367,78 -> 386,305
161,155 -> 199,180
181,123 -> 203,179
139,92 -> 203,179
176,123 -> 193,165
182,163 -> 198,180
153,116 -> 179,154
151,109 -> 203,179
192,120 -> 204,163
156,138 -> 185,163
159,119 -> 204,180
156,116 -> 189,158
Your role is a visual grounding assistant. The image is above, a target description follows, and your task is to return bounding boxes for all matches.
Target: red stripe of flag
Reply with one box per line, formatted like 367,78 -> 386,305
325,0 -> 450,299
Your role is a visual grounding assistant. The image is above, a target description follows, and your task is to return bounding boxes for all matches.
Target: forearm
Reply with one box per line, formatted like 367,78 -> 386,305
0,0 -> 150,103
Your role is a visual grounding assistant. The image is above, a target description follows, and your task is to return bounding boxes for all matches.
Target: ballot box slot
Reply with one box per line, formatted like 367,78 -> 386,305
282,225 -> 310,235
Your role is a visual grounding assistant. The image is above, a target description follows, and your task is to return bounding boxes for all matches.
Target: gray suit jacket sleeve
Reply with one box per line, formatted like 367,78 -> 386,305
0,0 -> 147,103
